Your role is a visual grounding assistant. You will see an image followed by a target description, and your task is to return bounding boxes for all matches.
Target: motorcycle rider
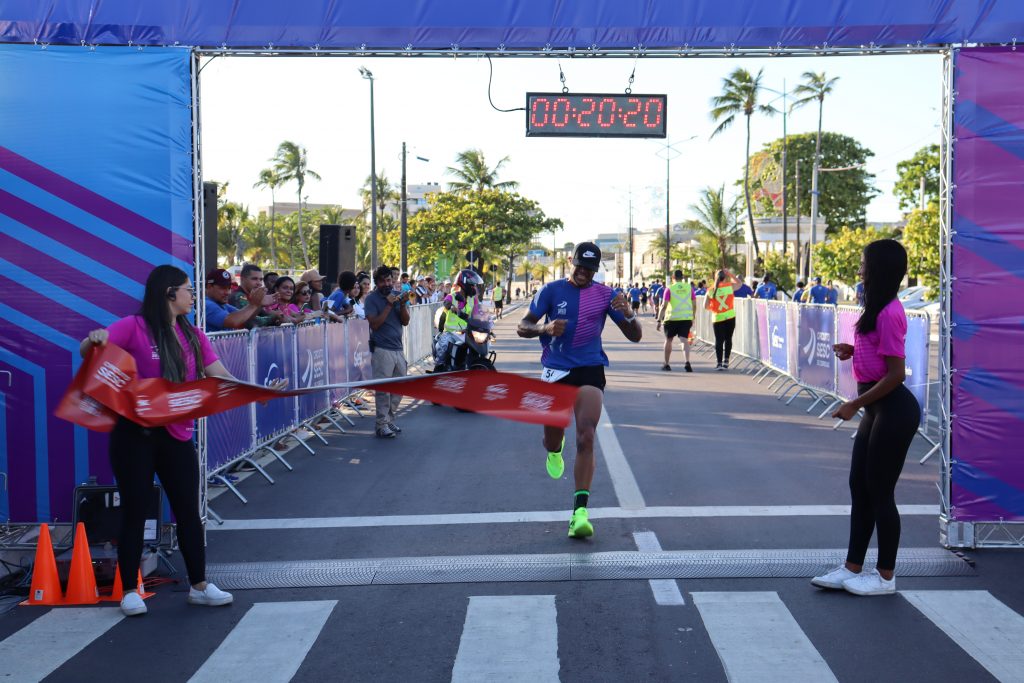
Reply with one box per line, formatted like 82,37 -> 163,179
434,269 -> 485,371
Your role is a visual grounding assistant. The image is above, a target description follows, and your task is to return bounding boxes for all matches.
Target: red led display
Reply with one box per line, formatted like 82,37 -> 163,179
526,93 -> 667,138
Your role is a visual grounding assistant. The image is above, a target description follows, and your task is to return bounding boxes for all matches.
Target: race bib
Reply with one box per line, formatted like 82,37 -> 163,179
541,367 -> 570,383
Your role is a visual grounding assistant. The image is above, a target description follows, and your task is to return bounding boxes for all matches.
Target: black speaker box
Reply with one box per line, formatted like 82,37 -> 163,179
318,224 -> 356,286
202,181 -> 218,274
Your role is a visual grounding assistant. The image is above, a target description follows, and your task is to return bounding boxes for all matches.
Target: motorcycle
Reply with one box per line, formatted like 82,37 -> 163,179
432,317 -> 496,373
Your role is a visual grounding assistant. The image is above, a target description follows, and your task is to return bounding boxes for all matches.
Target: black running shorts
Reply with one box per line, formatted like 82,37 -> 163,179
556,365 -> 607,391
663,320 -> 693,339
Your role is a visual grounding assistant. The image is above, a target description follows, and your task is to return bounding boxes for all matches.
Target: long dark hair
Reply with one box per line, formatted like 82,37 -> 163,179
712,269 -> 727,300
140,265 -> 204,382
856,239 -> 907,335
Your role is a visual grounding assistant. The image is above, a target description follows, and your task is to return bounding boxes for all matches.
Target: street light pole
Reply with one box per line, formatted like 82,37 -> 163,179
359,66 -> 377,271
628,188 -> 634,283
654,136 -> 696,282
781,80 -> 789,257
400,142 -> 407,273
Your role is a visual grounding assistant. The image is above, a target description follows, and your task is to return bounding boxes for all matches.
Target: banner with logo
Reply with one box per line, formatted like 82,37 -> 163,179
797,305 -> 837,394
295,322 -> 329,421
326,320 -> 350,403
905,313 -> 930,425
836,307 -> 860,401
347,320 -> 373,383
207,333 -> 254,470
756,300 -> 770,364
254,327 -> 295,440
766,302 -> 788,372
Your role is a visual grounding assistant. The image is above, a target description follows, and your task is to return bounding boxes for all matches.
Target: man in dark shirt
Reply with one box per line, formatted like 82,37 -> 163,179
364,265 -> 411,438
229,264 -> 282,326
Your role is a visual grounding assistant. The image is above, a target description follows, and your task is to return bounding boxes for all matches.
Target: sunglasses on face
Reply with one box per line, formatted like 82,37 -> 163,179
169,286 -> 196,297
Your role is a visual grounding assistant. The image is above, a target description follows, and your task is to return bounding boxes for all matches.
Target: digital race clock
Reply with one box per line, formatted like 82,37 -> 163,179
525,92 -> 667,138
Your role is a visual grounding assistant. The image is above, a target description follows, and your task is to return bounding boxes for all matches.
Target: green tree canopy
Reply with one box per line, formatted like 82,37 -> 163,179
902,203 -> 939,294
811,226 -> 896,284
894,144 -> 939,211
445,149 -> 520,192
747,132 -> 878,231
761,250 -> 797,293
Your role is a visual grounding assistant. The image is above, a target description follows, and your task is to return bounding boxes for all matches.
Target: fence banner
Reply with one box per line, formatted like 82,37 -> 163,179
254,327 -> 294,440
347,320 -> 372,383
797,305 -> 837,394
756,300 -> 770,364
836,307 -> 860,401
905,313 -> 930,425
207,332 -> 254,470
766,302 -> 789,372
734,299 -> 759,358
327,320 -> 350,403
296,322 -> 329,421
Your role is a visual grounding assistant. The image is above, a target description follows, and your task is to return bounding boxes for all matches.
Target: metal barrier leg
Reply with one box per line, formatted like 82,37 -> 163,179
206,508 -> 224,525
756,369 -> 776,384
917,428 -> 941,464
260,444 -> 293,471
210,474 -> 248,503
766,375 -> 787,391
773,379 -> 796,394
777,383 -> 803,401
322,410 -> 348,434
303,420 -> 330,446
805,396 -> 825,413
785,387 -> 819,405
242,455 -> 274,484
291,431 -> 316,455
817,400 -> 842,419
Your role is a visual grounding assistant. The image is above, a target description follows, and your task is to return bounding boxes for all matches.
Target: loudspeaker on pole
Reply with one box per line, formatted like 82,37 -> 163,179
318,224 -> 356,286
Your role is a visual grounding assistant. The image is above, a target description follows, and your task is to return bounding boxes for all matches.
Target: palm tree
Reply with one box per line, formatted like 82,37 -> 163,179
271,141 -> 321,268
446,149 -> 519,192
689,185 -> 744,270
360,174 -> 400,218
253,168 -> 282,269
710,67 -> 775,266
792,71 -> 840,261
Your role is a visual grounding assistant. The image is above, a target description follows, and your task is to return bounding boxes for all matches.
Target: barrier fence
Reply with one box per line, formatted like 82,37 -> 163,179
203,303 -> 440,520
693,298 -> 932,435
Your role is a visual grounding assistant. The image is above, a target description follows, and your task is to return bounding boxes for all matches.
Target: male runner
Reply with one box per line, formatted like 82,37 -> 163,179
656,269 -> 695,372
492,281 -> 505,319
628,283 -> 642,315
518,242 -> 642,538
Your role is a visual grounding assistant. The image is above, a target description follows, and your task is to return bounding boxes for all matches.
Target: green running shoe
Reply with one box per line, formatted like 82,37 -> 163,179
567,507 -> 593,538
546,437 -> 565,479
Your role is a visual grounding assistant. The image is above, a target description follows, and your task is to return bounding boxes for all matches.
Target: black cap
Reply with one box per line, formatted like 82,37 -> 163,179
572,242 -> 602,271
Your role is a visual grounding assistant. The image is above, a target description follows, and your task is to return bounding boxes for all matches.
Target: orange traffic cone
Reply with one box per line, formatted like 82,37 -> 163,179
21,524 -> 63,606
62,522 -> 99,605
103,564 -> 153,602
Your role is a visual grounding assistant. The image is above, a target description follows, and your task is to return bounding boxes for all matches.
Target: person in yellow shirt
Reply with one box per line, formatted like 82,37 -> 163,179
705,268 -> 743,370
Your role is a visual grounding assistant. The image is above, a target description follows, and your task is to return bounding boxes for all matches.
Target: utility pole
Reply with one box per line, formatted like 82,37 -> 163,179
808,142 -> 822,278
628,188 -> 634,283
794,162 -> 802,278
919,174 -> 926,211
781,80 -> 789,257
665,153 -> 671,280
400,142 -> 408,273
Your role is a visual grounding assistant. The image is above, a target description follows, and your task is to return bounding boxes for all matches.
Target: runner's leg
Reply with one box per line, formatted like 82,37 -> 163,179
663,334 -> 673,366
543,426 -> 565,453
572,386 -> 603,491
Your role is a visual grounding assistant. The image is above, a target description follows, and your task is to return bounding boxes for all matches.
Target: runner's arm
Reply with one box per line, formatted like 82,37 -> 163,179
610,294 -> 642,342
517,311 -> 561,338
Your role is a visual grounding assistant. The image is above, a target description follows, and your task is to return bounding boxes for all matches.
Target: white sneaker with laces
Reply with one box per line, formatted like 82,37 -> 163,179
843,569 -> 896,596
811,565 -> 860,590
188,583 -> 234,606
120,590 -> 147,616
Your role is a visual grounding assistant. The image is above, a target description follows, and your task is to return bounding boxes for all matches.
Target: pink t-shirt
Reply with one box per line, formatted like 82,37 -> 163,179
852,298 -> 906,383
106,315 -> 218,441
266,302 -> 301,316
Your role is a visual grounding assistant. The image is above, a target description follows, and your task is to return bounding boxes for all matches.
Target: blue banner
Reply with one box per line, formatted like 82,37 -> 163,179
905,313 -> 930,425
296,322 -> 328,421
766,302 -> 788,372
347,320 -> 373,383
327,321 -> 349,404
797,306 -> 837,394
254,327 -> 295,440
207,333 -> 253,470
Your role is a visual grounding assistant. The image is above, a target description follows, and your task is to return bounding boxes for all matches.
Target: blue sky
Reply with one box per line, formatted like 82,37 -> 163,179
200,52 -> 942,246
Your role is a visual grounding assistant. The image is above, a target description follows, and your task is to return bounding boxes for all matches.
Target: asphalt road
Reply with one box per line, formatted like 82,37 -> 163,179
3,301 -> 1022,683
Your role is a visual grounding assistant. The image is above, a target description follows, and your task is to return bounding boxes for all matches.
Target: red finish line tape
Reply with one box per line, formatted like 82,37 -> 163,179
55,343 -> 577,430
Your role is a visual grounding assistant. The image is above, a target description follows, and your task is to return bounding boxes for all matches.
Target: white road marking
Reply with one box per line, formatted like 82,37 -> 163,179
692,592 -> 838,683
902,590 -> 1024,682
633,531 -> 685,605
188,601 -> 336,683
211,504 -> 937,531
598,406 -> 646,510
451,595 -> 560,682
0,608 -> 124,682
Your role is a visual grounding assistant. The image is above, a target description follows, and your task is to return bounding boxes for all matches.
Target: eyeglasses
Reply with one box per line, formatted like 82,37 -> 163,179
297,290 -> 311,296
169,286 -> 197,297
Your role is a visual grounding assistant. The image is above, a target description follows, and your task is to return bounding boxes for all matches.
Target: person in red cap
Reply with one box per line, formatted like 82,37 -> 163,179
204,267 -> 267,332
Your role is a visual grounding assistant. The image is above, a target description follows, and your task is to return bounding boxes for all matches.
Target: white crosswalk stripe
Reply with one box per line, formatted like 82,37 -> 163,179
451,595 -> 560,682
0,607 -> 124,682
902,590 -> 1024,683
188,600 -> 337,683
632,531 -> 686,605
692,591 -> 838,683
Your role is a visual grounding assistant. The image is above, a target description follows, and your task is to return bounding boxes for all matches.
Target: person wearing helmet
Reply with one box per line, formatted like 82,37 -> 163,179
433,269 -> 484,370
518,242 -> 641,539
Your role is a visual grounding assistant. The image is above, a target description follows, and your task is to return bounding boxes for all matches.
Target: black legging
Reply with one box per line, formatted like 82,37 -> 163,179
847,383 -> 921,571
109,418 -> 205,590
713,318 -> 736,365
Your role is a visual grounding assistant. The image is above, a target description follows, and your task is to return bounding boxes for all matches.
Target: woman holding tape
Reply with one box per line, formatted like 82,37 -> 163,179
812,239 -> 921,596
80,265 -> 281,616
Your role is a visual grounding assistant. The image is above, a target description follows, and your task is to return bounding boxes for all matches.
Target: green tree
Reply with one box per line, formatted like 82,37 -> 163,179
360,173 -> 399,217
445,149 -> 519,192
710,67 -> 776,264
902,203 -> 940,294
811,226 -> 896,284
894,144 -> 939,212
761,250 -> 797,293
792,71 -> 840,251
689,185 -> 744,270
748,132 -> 878,231
271,141 -> 321,269
253,168 -> 282,269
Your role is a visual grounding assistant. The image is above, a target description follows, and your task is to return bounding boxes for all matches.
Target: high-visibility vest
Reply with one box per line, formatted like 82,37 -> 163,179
444,297 -> 475,332
664,281 -> 694,321
710,285 -> 736,322
493,286 -> 503,301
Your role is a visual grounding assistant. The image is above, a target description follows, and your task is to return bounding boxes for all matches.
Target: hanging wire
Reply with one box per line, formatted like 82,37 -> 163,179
485,55 -> 525,113
558,60 -> 569,93
625,57 -> 638,94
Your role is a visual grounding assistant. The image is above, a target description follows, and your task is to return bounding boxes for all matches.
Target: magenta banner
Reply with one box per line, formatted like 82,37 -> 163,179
836,308 -> 859,402
950,48 -> 1024,522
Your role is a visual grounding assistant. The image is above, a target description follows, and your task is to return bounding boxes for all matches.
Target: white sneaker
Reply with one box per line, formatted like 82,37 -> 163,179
843,569 -> 896,596
120,590 -> 147,616
811,565 -> 860,590
188,583 -> 234,606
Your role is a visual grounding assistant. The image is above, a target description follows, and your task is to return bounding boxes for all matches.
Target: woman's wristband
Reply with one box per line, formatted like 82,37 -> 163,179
624,313 -> 637,323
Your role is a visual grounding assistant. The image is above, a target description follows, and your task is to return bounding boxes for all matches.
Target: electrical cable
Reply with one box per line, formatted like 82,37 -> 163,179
485,56 -> 525,113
